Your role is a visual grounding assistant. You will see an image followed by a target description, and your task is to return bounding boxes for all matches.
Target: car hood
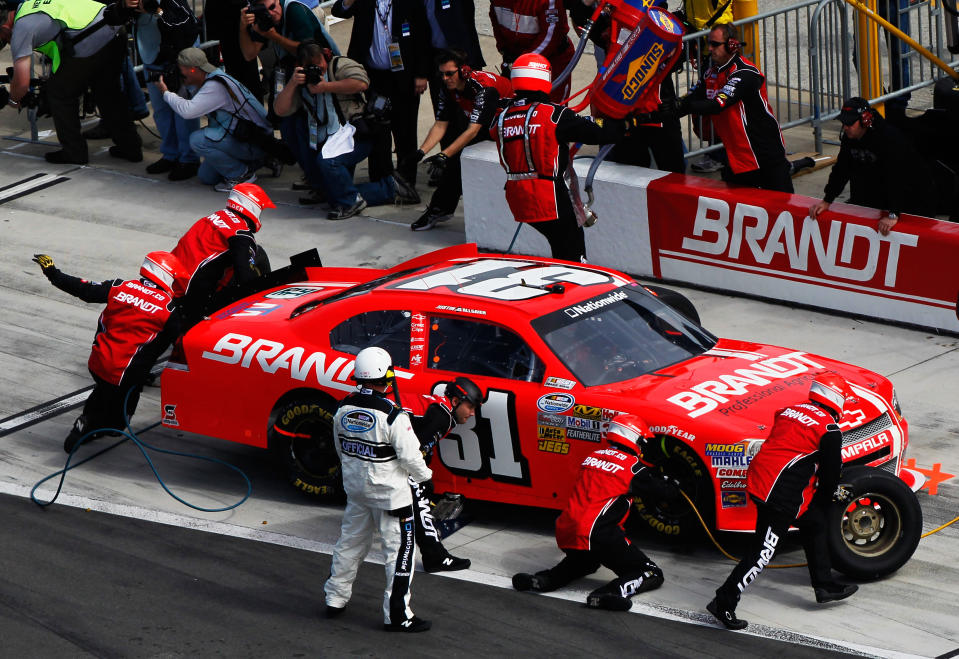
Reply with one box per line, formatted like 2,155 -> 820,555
586,338 -> 892,438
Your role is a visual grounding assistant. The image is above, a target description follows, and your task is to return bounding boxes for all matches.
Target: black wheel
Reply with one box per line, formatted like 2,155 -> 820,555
628,435 -> 713,540
826,466 -> 922,580
268,395 -> 342,500
642,284 -> 701,325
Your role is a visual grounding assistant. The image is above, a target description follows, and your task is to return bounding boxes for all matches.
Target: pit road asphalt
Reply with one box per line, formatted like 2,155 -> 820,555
0,493 -> 859,658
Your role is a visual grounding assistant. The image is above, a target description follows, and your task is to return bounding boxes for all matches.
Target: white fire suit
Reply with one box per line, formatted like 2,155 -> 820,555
324,387 -> 433,625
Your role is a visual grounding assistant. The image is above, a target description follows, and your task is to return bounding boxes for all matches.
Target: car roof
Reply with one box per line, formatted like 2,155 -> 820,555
359,249 -> 634,321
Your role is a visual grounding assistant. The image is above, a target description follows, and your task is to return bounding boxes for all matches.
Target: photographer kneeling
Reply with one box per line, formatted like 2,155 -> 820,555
274,40 -> 415,220
156,47 -> 272,191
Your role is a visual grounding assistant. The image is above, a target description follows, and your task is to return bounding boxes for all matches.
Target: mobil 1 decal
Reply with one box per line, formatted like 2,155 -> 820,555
392,259 -> 620,301
437,388 -> 530,486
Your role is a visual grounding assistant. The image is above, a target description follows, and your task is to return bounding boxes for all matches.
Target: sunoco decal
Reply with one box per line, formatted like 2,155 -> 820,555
538,393 -> 575,413
721,491 -> 747,508
340,410 -> 376,433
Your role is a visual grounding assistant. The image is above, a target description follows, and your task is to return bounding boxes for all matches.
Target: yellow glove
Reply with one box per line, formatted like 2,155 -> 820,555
32,253 -> 56,276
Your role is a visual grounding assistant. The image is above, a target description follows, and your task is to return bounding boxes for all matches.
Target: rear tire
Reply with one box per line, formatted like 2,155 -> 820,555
628,435 -> 713,541
826,466 -> 922,580
269,395 -> 342,500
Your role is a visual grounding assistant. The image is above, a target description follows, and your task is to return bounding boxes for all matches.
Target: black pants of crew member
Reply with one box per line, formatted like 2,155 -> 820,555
722,159 -> 794,194
71,372 -> 143,439
367,68 -> 422,184
527,206 -> 586,264
715,498 -> 832,611
607,120 -> 686,174
410,479 -> 445,560
46,35 -> 141,163
532,538 -> 663,601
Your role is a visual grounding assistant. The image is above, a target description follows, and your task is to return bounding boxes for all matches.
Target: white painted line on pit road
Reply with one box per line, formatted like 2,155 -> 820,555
0,173 -> 69,204
0,480 -> 925,659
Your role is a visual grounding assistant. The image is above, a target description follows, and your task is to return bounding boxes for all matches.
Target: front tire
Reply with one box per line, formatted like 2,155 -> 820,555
269,396 -> 342,500
628,435 -> 713,540
826,466 -> 922,579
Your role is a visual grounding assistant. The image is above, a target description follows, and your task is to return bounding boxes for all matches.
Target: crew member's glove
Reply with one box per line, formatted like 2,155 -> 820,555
832,483 -> 855,504
32,253 -> 57,278
20,90 -> 39,109
423,152 -> 449,180
659,96 -> 690,119
400,148 -> 425,171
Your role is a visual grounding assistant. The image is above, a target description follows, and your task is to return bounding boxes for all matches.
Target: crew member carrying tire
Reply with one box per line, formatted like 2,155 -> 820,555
170,182 -> 275,323
404,376 -> 484,572
707,372 -> 860,631
490,53 -> 633,263
512,413 -> 673,611
33,251 -> 188,453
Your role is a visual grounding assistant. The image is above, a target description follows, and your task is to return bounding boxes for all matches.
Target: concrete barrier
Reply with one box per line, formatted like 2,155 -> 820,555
462,141 -> 959,334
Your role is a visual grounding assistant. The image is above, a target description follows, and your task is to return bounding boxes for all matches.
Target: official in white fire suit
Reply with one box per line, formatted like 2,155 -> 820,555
324,347 -> 434,633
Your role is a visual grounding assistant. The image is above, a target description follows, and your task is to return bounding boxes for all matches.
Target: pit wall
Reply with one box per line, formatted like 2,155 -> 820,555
462,141 -> 959,334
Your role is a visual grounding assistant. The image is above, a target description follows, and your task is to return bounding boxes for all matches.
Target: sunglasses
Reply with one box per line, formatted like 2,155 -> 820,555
707,40 -> 726,48
439,70 -> 458,78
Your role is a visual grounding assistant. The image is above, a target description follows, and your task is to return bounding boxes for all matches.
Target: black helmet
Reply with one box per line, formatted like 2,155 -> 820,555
446,377 -> 483,407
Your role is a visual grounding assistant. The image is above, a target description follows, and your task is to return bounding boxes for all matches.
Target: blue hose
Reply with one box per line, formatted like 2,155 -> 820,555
31,388 -> 251,512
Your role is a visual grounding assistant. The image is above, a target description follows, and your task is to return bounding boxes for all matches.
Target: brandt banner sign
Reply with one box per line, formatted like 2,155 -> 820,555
645,174 -> 959,334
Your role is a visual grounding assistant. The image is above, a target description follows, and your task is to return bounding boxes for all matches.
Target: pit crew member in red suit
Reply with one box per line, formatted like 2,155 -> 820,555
490,53 -> 632,263
404,377 -> 484,572
404,48 -> 512,231
489,0 -> 573,102
324,347 -> 434,633
707,372 -> 859,631
171,182 -> 275,322
512,413 -> 672,611
33,251 -> 187,453
672,23 -> 793,192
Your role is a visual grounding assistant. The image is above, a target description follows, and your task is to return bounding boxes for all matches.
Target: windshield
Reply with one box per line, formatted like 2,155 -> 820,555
532,285 -> 717,387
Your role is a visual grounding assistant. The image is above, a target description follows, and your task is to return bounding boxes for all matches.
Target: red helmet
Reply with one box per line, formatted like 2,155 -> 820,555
511,53 -> 551,94
226,182 -> 275,231
809,372 -> 854,420
606,413 -> 653,451
140,251 -> 187,296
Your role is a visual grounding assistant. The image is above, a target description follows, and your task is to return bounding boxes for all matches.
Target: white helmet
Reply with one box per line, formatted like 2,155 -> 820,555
352,347 -> 394,384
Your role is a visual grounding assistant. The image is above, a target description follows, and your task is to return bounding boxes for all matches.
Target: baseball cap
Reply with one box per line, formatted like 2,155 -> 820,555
177,47 -> 216,74
838,97 -> 870,126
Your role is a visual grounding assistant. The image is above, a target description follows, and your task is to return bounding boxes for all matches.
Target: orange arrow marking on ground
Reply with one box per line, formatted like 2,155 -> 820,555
904,458 -> 955,496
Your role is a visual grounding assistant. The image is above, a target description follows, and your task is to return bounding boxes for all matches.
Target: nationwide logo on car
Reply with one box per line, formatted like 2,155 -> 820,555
564,290 -> 627,318
538,393 -> 575,413
341,410 -> 376,433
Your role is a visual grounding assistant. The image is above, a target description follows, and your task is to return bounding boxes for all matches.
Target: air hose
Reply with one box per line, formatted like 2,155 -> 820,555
31,390 -> 251,512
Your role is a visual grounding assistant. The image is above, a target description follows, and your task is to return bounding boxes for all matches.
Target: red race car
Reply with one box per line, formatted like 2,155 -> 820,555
161,244 -> 923,579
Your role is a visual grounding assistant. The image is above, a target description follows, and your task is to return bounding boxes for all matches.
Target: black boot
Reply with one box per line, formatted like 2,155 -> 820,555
814,582 -> 858,603
707,598 -> 748,630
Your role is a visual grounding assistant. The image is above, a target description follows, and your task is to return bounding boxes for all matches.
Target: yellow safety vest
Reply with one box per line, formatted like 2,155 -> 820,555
14,0 -> 104,72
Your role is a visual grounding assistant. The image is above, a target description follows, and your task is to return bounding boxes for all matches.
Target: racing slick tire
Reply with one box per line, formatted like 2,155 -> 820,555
826,466 -> 923,580
268,394 -> 342,501
642,285 -> 701,325
628,435 -> 713,541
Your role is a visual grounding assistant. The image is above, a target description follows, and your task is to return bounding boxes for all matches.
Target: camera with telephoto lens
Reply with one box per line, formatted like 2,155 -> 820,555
303,65 -> 323,86
146,64 -> 181,94
246,0 -> 275,32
